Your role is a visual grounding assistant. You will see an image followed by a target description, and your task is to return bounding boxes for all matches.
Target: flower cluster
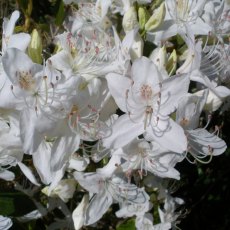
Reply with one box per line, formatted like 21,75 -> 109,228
0,0 -> 229,229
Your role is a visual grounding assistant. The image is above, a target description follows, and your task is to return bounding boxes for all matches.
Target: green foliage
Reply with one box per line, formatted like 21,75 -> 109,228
55,0 -> 65,26
0,195 -> 15,215
0,191 -> 36,216
116,218 -> 136,230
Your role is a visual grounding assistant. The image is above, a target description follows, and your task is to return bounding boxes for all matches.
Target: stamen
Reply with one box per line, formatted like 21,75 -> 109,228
144,106 -> 153,130
180,117 -> 189,127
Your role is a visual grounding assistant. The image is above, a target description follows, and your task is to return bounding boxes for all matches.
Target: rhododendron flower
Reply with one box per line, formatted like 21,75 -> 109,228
176,90 -> 227,162
119,139 -> 182,179
74,155 -> 149,225
104,56 -> 189,153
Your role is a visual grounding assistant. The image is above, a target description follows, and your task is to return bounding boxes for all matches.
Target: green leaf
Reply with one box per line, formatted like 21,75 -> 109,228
55,0 -> 65,26
0,192 -> 36,216
116,218 -> 136,230
0,196 -> 15,215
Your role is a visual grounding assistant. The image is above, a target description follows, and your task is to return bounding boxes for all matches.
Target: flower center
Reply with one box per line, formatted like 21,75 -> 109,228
140,84 -> 153,101
18,71 -> 35,91
180,117 -> 189,127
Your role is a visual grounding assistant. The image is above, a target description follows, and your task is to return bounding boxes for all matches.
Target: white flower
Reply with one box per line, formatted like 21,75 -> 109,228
176,91 -> 227,162
119,139 -> 182,179
148,0 -> 211,44
158,194 -> 184,228
74,154 -> 149,225
202,0 -> 230,37
49,26 -> 129,81
2,48 -> 44,109
104,56 -> 189,153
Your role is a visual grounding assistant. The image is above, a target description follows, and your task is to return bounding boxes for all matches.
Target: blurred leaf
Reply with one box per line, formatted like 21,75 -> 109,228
17,0 -> 32,16
0,192 -> 36,216
0,196 -> 15,215
55,0 -> 65,26
17,0 -> 28,12
116,218 -> 135,230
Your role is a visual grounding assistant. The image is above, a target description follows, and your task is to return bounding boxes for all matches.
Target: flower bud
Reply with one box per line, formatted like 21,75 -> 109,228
166,49 -> 177,76
149,45 -> 167,69
28,29 -> 43,64
145,2 -> 165,31
122,6 -> 138,33
138,7 -> 150,31
130,34 -> 144,60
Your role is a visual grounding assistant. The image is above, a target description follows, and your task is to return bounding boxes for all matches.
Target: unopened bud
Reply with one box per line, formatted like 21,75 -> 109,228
166,49 -> 177,76
28,29 -> 43,64
130,34 -> 144,60
138,7 -> 150,31
149,46 -> 167,69
145,2 -> 165,31
122,6 -> 138,33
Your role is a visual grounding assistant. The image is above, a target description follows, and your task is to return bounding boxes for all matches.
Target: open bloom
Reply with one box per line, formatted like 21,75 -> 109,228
74,155 -> 149,226
176,90 -> 227,163
119,139 -> 182,179
148,0 -> 211,44
49,25 -> 130,81
104,56 -> 189,153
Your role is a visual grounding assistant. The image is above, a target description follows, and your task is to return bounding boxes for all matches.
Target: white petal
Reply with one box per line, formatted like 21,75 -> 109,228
97,154 -> 121,177
131,56 -> 162,86
20,109 -> 43,154
17,162 -> 40,186
160,74 -> 190,115
8,33 -> 31,52
176,90 -> 208,130
187,129 -> 227,156
3,10 -> 19,36
0,170 -> 15,181
103,115 -> 145,149
50,134 -> 80,171
47,165 -> 66,193
2,48 -> 42,86
68,155 -> 90,172
0,215 -> 13,230
48,50 -> 72,72
33,142 -> 53,184
72,195 -> 89,230
146,117 -> 187,153
106,73 -> 131,112
17,210 -> 43,222
73,172 -> 102,194
84,190 -> 113,225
